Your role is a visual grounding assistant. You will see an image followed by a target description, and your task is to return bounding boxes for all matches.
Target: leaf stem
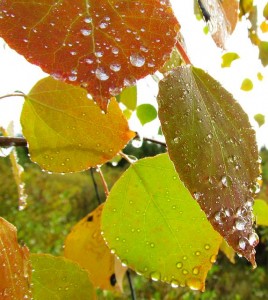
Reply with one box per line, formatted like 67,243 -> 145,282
90,168 -> 102,205
96,166 -> 109,197
143,137 -> 166,147
119,151 -> 134,164
126,270 -> 136,300
0,92 -> 25,100
175,41 -> 192,65
0,137 -> 27,147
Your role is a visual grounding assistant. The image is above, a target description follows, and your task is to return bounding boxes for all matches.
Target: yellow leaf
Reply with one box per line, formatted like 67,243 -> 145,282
0,218 -> 32,299
21,77 -> 135,173
64,204 -> 127,292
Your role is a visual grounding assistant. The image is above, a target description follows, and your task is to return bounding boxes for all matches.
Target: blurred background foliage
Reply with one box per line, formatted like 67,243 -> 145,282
0,142 -> 267,299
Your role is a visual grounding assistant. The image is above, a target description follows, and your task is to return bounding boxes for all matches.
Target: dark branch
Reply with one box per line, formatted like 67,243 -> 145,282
0,137 -> 27,147
126,270 -> 136,300
90,168 -> 102,205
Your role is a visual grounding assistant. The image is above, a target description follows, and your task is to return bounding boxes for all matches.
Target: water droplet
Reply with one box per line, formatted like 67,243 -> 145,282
221,175 -> 232,187
68,75 -> 77,81
182,256 -> 187,260
84,17 -> 92,23
95,67 -> 109,81
150,271 -> 161,281
248,232 -> 259,246
238,237 -> 247,250
204,244 -> 210,250
173,137 -> 179,144
171,279 -> 179,288
176,262 -> 183,269
80,29 -> 92,36
85,58 -> 93,64
193,192 -> 202,200
192,266 -> 200,275
182,269 -> 188,275
121,259 -> 128,267
130,53 -> 145,67
210,255 -> 217,263
235,218 -> 246,230
110,248 -> 116,254
150,243 -> 155,248
110,63 -> 121,72
112,47 -> 119,55
187,278 -> 203,291
195,251 -> 201,256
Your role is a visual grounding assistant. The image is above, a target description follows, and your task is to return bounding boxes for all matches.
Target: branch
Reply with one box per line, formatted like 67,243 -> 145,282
0,137 -> 27,147
175,40 -> 192,65
119,151 -> 134,164
126,270 -> 137,300
90,169 -> 102,205
0,92 -> 25,100
96,166 -> 109,197
143,137 -> 166,147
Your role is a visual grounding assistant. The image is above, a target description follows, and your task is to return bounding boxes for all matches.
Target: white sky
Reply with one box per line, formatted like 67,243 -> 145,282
0,0 -> 268,147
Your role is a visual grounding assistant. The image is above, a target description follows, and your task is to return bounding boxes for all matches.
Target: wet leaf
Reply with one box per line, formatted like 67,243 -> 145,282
0,0 -> 179,110
64,204 -> 126,292
136,104 -> 157,125
253,199 -> 268,226
197,0 -> 238,48
159,47 -> 182,74
221,52 -> 240,68
241,78 -> 253,91
157,66 -> 260,266
254,114 -> 265,127
102,154 -> 222,291
0,218 -> 32,299
31,254 -> 95,300
259,41 -> 268,67
21,76 -> 135,173
116,86 -> 137,111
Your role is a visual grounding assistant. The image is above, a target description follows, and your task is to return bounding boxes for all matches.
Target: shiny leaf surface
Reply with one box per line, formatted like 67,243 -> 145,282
0,0 -> 179,110
102,154 -> 222,291
0,218 -> 32,300
64,204 -> 127,292
157,66 -> 260,266
136,104 -> 157,125
31,254 -> 95,300
21,76 -> 135,173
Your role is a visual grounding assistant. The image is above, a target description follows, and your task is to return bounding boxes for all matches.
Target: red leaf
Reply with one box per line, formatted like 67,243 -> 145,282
0,0 -> 179,110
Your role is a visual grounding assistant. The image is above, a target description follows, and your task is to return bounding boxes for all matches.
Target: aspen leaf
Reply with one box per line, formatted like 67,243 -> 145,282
241,78 -> 253,91
31,254 -> 95,300
116,86 -> 137,111
21,76 -> 135,173
220,240 -> 236,264
253,199 -> 268,226
136,104 -> 157,125
0,0 -> 179,110
102,154 -> 222,291
157,66 -> 260,266
64,204 -> 127,292
221,52 -> 240,68
254,114 -> 265,127
0,218 -> 32,300
259,41 -> 268,67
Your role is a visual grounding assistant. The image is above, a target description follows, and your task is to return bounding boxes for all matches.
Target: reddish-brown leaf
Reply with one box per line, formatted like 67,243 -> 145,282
0,0 -> 179,110
157,66 -> 260,266
0,218 -> 32,299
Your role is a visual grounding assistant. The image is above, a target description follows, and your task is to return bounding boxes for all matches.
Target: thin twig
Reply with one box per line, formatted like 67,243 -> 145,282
175,40 -> 192,65
119,151 -> 134,164
96,166 -> 109,197
90,168 -> 102,205
0,93 -> 25,100
143,137 -> 166,147
0,137 -> 27,147
126,270 -> 136,300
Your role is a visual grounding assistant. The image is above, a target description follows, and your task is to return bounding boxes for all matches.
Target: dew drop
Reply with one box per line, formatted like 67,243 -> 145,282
110,63 -> 121,72
195,251 -> 201,256
235,218 -> 246,230
210,255 -> 217,263
68,75 -> 77,82
171,279 -> 179,288
80,29 -> 92,36
150,271 -> 161,281
221,175 -> 232,187
248,232 -> 259,246
192,266 -> 200,275
176,262 -> 183,269
182,269 -> 188,275
150,243 -> 155,248
238,237 -> 247,250
95,67 -> 109,81
204,244 -> 210,250
187,278 -> 203,291
193,192 -> 202,200
130,53 -> 145,67
84,17 -> 92,23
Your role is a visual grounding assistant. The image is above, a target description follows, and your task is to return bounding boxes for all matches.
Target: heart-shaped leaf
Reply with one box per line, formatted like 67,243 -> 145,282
0,218 -> 32,299
64,204 -> 127,292
157,66 -> 260,266
0,0 -> 179,110
101,154 -> 222,291
30,254 -> 95,300
21,76 -> 135,173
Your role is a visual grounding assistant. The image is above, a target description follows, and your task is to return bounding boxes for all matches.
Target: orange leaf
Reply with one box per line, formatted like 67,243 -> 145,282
0,218 -> 32,299
0,0 -> 179,110
64,204 -> 127,292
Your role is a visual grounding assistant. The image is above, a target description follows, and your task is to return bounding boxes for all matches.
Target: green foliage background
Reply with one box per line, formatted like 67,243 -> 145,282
0,143 -> 268,299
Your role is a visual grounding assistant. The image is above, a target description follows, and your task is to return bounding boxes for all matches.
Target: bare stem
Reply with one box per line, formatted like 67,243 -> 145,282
0,137 -> 27,147
126,270 -> 136,300
143,137 -> 166,147
96,166 -> 109,197
119,151 -> 134,164
90,169 -> 102,205
0,93 -> 25,100
176,41 -> 192,65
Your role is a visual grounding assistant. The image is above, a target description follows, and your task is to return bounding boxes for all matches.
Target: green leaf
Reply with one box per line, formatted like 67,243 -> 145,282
101,154 -> 222,291
159,47 -> 182,74
116,86 -> 137,111
31,254 -> 95,300
254,114 -> 265,127
157,66 -> 260,266
221,52 -> 240,68
21,76 -> 135,173
241,78 -> 254,91
259,41 -> 268,67
136,104 -> 157,125
263,3 -> 268,20
257,72 -> 264,81
253,199 -> 268,226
